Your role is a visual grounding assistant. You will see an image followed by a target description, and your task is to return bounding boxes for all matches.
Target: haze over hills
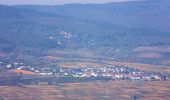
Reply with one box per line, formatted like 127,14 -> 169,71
0,0 -> 170,69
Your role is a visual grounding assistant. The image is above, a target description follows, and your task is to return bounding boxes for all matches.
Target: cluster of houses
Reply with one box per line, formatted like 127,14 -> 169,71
56,66 -> 169,81
0,61 -> 169,82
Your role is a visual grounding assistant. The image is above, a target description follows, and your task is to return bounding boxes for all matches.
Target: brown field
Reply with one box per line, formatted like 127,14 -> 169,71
41,47 -> 170,73
0,52 -> 6,57
134,46 -> 170,53
58,62 -> 101,68
43,49 -> 170,72
137,52 -> 162,58
42,56 -> 63,61
42,55 -> 170,72
0,81 -> 170,100
9,69 -> 36,75
162,60 -> 170,65
55,59 -> 170,73
106,60 -> 170,73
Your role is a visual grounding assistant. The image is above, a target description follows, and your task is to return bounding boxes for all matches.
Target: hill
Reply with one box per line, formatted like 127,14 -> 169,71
0,0 -> 170,70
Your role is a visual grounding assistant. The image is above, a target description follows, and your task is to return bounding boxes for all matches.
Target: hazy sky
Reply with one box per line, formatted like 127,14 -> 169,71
0,0 -> 136,5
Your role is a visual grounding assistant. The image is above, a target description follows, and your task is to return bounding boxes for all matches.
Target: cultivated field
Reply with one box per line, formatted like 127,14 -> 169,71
55,59 -> 170,73
0,81 -> 170,100
42,47 -> 170,73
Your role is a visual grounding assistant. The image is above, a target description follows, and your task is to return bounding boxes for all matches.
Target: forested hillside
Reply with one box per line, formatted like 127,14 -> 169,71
0,0 -> 170,67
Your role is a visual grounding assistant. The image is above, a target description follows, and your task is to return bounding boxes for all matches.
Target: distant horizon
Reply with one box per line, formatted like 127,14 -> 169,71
0,0 -> 141,5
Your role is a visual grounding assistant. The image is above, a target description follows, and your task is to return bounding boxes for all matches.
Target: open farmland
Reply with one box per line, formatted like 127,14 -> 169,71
42,56 -> 170,73
37,46 -> 170,73
0,81 -> 170,100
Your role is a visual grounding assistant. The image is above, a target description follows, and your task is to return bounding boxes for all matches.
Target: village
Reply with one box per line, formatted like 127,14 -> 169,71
0,61 -> 169,83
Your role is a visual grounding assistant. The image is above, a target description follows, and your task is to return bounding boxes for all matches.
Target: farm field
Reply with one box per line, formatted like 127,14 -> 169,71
0,81 -> 170,100
51,58 -> 170,73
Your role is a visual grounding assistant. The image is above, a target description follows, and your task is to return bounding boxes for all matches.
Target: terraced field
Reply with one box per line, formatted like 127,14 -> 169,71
0,81 -> 170,100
